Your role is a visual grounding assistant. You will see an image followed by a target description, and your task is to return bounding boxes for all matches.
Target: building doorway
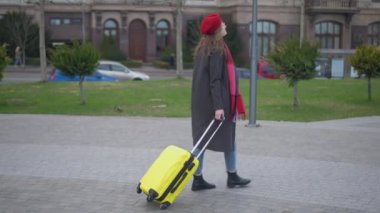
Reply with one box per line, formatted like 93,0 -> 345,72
128,19 -> 147,61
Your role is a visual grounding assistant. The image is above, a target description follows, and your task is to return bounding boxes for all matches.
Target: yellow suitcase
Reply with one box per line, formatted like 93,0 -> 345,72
137,119 -> 223,210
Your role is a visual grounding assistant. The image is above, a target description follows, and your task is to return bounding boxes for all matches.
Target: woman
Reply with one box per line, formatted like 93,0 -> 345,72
191,13 -> 251,191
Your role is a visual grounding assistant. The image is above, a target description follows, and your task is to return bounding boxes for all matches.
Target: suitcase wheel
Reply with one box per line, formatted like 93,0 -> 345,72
136,183 -> 142,194
160,202 -> 171,210
147,189 -> 158,202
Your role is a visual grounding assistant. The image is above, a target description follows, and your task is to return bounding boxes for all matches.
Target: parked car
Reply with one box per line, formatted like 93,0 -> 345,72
49,69 -> 118,82
236,67 -> 262,79
257,59 -> 280,79
96,60 -> 150,81
237,59 -> 280,80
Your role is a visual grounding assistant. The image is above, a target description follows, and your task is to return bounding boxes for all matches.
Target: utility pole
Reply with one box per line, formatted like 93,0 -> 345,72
81,0 -> 85,44
39,0 -> 47,82
247,0 -> 259,127
175,0 -> 183,79
300,0 -> 305,47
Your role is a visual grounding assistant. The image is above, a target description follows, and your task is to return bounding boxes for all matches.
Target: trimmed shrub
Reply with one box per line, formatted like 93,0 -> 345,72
350,45 -> 380,101
121,59 -> 143,68
51,41 -> 100,104
268,38 -> 319,108
153,60 -> 170,69
160,47 -> 175,62
0,45 -> 11,80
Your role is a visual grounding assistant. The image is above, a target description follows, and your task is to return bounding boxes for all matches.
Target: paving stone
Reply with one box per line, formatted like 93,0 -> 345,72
0,114 -> 380,212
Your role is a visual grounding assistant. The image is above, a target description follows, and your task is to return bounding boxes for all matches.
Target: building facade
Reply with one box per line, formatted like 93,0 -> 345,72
1,0 -> 380,77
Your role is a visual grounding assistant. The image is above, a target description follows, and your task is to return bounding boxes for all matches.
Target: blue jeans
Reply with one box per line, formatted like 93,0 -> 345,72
14,57 -> 22,66
192,146 -> 237,176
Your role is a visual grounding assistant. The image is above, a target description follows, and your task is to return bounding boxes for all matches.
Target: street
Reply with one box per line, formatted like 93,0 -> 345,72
1,65 -> 193,83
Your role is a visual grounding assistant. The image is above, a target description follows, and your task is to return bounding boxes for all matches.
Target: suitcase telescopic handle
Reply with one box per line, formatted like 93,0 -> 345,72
191,119 -> 224,159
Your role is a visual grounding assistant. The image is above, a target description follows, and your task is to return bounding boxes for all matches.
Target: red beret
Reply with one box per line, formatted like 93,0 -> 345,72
200,13 -> 222,35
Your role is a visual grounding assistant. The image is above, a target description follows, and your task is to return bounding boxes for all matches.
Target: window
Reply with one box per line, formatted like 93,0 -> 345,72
315,21 -> 341,49
252,21 -> 277,57
156,20 -> 170,52
111,64 -> 125,72
368,22 -> 380,46
104,19 -> 118,38
263,66 -> 276,75
105,19 -> 117,28
71,18 -> 82,25
185,0 -> 216,6
97,64 -> 110,71
50,18 -> 82,26
50,18 -> 61,26
63,18 -> 70,25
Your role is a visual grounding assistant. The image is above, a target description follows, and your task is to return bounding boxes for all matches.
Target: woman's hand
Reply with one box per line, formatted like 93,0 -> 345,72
215,109 -> 224,120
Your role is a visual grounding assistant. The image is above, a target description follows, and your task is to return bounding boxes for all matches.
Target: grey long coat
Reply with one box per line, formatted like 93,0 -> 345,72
191,51 -> 236,152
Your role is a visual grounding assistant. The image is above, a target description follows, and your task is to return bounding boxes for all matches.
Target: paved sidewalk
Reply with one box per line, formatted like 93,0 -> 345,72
0,114 -> 380,213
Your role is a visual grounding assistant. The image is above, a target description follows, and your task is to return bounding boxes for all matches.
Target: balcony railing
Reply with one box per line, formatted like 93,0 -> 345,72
305,0 -> 358,9
92,0 -> 175,5
305,0 -> 360,16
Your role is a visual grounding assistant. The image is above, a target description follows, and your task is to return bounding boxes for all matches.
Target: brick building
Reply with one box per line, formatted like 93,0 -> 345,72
1,0 -> 380,77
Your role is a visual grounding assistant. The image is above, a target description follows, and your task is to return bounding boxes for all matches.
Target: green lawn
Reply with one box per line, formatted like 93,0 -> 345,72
0,78 -> 379,121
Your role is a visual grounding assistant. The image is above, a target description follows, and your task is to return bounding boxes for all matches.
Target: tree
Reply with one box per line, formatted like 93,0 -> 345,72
26,25 -> 52,59
1,11 -> 35,66
186,17 -> 202,48
0,13 -> 51,61
100,35 -> 126,61
350,45 -> 380,101
223,19 -> 243,67
51,42 -> 100,105
268,38 -> 319,108
38,0 -> 48,82
186,17 -> 243,66
0,45 -> 11,81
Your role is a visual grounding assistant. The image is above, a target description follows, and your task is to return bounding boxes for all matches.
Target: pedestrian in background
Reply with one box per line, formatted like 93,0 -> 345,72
191,13 -> 251,191
169,53 -> 175,71
14,46 -> 22,66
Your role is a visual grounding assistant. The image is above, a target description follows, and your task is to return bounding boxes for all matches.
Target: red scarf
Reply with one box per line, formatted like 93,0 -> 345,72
224,43 -> 246,120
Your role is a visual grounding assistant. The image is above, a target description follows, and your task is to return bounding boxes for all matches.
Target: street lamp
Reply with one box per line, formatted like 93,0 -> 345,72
39,0 -> 47,82
247,0 -> 259,127
81,0 -> 86,43
175,0 -> 184,79
24,0 -> 49,82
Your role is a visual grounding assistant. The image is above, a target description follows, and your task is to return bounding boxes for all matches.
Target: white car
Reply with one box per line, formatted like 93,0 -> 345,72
96,60 -> 150,81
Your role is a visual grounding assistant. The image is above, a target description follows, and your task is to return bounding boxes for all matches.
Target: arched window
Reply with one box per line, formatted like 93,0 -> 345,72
315,21 -> 341,49
104,19 -> 118,38
156,20 -> 170,52
368,22 -> 380,46
251,21 -> 277,57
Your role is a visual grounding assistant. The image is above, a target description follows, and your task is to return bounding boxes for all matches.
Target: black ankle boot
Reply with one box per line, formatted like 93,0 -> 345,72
191,175 -> 216,191
227,172 -> 251,188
